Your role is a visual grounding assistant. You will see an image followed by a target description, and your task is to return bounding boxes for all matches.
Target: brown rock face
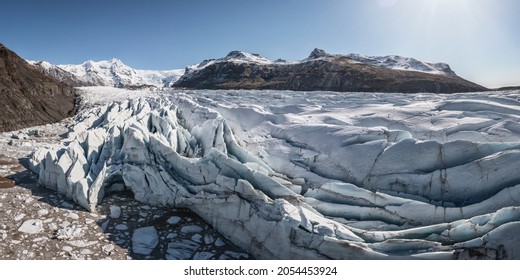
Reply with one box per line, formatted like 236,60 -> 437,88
0,44 -> 76,132
175,51 -> 487,93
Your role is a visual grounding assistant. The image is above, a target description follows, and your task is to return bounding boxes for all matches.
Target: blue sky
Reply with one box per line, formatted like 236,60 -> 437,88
2,0 -> 519,88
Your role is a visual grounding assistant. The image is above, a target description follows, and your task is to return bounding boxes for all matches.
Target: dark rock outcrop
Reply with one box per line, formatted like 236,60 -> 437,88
175,49 -> 487,93
0,44 -> 76,132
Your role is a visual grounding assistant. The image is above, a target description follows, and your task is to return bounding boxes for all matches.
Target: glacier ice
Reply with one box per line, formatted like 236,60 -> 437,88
31,88 -> 520,259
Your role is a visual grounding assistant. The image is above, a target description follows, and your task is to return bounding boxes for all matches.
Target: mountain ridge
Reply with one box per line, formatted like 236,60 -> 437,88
174,48 -> 487,93
28,58 -> 184,88
27,48 -> 487,93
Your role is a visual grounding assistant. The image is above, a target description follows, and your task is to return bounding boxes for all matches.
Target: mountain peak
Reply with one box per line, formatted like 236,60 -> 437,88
224,51 -> 271,64
226,51 -> 251,59
109,58 -> 123,64
308,48 -> 330,59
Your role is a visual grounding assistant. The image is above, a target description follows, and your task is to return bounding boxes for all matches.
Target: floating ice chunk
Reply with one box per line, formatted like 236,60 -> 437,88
181,225 -> 203,234
166,240 -> 200,260
109,205 -> 121,219
166,216 -> 181,225
132,226 -> 159,255
115,224 -> 128,231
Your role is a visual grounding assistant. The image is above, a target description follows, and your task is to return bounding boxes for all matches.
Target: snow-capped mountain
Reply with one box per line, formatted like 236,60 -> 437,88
186,49 -> 455,77
345,53 -> 456,76
175,49 -> 486,93
189,50 -> 275,71
28,49 -> 479,93
29,59 -> 184,88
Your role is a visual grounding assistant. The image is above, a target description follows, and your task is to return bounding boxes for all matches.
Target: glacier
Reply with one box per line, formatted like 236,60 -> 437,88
31,87 -> 520,259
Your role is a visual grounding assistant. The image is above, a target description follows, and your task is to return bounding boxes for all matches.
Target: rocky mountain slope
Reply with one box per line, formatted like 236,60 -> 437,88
28,59 -> 184,88
174,49 -> 487,93
0,44 -> 76,132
